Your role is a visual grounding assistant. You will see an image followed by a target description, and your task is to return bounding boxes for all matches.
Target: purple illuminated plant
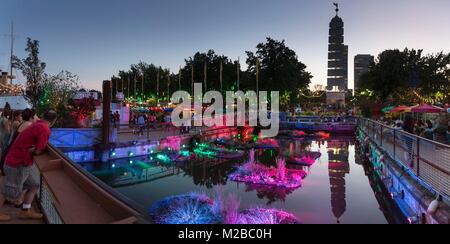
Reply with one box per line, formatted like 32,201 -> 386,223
237,208 -> 300,224
276,157 -> 286,182
150,192 -> 300,225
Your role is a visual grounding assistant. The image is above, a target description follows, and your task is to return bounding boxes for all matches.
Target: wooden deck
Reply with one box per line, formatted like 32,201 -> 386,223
0,176 -> 44,225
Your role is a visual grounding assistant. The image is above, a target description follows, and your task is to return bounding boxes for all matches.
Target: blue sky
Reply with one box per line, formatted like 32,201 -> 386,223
1,0 -> 449,90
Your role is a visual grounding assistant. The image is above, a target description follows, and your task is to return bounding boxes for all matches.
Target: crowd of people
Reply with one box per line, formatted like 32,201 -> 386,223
379,115 -> 437,141
0,102 -> 57,222
129,112 -> 178,136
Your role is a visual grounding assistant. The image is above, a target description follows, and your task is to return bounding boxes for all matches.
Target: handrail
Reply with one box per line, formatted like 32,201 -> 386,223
364,119 -> 450,149
49,145 -> 151,219
36,144 -> 151,224
358,118 -> 450,198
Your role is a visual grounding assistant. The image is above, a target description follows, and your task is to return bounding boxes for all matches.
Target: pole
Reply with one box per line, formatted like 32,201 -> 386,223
237,57 -> 240,91
167,73 -> 171,102
141,74 -> 144,99
10,22 -> 14,84
191,64 -> 194,94
178,67 -> 182,91
102,80 -> 112,146
256,59 -> 260,96
204,62 -> 207,91
157,67 -> 160,104
220,60 -> 223,93
134,75 -> 137,98
127,75 -> 130,98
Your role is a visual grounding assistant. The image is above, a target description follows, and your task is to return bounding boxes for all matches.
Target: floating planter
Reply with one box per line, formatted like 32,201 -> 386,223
237,208 -> 300,224
229,158 -> 305,189
315,131 -> 330,139
254,138 -> 280,149
150,193 -> 300,225
242,183 -> 296,204
287,152 -> 322,166
149,194 -> 222,224
194,143 -> 244,159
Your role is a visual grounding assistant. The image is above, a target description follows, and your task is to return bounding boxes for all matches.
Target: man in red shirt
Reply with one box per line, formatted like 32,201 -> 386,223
0,110 -> 57,221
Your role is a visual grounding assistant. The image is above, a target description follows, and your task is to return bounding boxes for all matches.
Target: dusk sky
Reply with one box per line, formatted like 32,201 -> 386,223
1,0 -> 449,90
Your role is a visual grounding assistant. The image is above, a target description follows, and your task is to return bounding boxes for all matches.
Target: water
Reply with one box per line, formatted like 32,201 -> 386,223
80,136 -> 404,224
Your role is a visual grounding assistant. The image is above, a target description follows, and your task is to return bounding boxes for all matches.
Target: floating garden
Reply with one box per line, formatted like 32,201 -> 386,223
193,143 -> 245,159
229,150 -> 306,189
149,192 -> 300,224
278,130 -> 330,140
286,152 -> 322,166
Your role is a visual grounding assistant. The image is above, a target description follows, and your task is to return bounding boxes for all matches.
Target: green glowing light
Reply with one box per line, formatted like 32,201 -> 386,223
179,150 -> 191,157
156,154 -> 172,164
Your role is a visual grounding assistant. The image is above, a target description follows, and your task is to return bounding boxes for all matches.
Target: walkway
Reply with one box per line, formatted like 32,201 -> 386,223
359,119 -> 450,198
0,176 -> 44,225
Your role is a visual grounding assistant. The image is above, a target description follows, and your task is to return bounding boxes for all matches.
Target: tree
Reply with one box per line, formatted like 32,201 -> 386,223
181,50 -> 240,93
12,38 -> 46,108
38,71 -> 80,118
245,38 -> 312,106
359,48 -> 450,105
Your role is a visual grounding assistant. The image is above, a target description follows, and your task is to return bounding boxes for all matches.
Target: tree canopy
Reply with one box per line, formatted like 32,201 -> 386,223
115,37 -> 313,108
12,38 -> 46,108
359,48 -> 450,105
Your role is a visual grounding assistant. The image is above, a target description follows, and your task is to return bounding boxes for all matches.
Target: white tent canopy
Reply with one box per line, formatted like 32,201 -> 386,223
0,96 -> 31,111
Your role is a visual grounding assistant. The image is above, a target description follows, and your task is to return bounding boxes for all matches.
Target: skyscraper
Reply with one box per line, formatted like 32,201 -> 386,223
354,54 -> 374,92
327,3 -> 348,92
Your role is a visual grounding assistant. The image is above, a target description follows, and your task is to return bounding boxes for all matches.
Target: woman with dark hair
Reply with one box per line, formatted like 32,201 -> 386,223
11,110 -> 23,135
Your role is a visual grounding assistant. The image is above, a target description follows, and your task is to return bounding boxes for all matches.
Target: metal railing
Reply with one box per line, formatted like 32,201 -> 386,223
358,118 -> 450,198
36,145 -> 151,224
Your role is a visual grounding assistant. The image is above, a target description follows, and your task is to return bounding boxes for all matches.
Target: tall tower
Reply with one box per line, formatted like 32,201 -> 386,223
327,3 -> 348,91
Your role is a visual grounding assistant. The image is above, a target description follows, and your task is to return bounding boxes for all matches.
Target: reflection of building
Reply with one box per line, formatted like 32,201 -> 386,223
354,55 -> 374,92
328,139 -> 350,223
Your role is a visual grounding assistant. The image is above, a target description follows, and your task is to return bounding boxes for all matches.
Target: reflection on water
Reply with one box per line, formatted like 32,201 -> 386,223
80,136 -> 404,224
327,139 -> 350,224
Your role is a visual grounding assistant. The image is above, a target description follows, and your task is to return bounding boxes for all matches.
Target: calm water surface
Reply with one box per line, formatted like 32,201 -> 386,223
81,136 -> 404,224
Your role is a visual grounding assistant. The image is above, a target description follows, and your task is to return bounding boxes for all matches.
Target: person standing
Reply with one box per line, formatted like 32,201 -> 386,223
1,109 -> 37,176
0,110 -> 12,161
0,110 -> 57,220
114,111 -> 120,131
10,110 -> 23,138
137,114 -> 145,136
423,120 -> 435,141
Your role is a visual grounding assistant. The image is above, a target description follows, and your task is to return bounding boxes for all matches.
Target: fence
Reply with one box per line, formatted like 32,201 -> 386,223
358,118 -> 450,198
